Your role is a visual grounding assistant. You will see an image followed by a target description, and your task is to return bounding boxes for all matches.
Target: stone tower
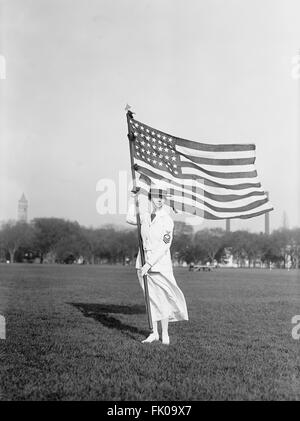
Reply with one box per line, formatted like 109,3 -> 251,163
18,193 -> 28,222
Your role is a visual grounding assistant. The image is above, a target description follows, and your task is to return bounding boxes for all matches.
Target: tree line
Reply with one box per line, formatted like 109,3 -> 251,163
0,218 -> 299,268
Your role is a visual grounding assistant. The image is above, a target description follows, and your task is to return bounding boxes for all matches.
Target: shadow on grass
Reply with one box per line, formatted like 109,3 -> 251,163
68,302 -> 149,337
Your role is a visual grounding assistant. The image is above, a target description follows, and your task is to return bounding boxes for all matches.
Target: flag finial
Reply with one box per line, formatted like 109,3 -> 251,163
125,104 -> 135,114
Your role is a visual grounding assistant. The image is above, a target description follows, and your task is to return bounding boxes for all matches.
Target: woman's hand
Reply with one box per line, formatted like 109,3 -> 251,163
141,262 -> 151,276
130,187 -> 140,198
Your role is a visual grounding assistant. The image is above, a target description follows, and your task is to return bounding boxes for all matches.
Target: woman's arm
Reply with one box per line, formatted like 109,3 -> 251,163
126,195 -> 137,225
147,218 -> 174,268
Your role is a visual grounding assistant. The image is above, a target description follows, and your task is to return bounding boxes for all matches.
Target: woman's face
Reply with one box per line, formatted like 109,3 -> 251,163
151,196 -> 165,210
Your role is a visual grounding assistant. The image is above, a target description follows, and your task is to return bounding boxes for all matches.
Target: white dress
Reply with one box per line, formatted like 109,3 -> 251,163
127,199 -> 188,323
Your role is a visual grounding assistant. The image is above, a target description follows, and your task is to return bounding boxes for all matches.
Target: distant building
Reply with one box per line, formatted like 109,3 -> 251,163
17,193 -> 28,222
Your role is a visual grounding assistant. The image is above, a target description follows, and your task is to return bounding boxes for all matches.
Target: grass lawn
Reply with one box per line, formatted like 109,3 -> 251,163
0,263 -> 299,401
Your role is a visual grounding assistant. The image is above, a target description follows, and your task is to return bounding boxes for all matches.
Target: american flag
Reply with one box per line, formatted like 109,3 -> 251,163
129,117 -> 273,220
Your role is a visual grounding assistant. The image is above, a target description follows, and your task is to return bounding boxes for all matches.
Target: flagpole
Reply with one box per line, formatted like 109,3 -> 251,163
126,108 -> 153,331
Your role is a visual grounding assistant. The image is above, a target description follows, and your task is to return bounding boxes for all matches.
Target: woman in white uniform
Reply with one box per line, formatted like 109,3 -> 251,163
126,184 -> 188,345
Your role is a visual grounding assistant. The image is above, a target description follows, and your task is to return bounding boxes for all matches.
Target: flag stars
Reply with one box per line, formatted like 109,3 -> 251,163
131,123 -> 179,175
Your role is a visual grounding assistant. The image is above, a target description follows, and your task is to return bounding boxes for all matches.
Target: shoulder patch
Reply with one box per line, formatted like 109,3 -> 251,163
163,231 -> 171,244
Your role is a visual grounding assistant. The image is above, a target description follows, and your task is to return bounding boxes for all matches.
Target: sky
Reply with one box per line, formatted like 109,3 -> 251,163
0,0 -> 299,232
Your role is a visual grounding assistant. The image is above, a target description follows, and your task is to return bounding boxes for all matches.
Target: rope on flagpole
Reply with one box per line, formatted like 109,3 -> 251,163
126,107 -> 153,331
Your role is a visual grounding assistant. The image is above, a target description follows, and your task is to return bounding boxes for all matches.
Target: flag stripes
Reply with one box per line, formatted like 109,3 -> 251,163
136,175 -> 271,219
129,117 -> 273,220
136,161 -> 262,191
176,145 -> 255,159
181,160 -> 258,179
175,137 -> 256,152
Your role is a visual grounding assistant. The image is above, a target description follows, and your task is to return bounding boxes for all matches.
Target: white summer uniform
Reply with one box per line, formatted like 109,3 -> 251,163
127,199 -> 188,323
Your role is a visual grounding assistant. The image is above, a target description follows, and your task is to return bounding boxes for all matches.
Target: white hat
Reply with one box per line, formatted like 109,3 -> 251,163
149,181 -> 171,198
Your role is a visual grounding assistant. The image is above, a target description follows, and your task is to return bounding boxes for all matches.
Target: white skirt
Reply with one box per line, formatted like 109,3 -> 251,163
137,269 -> 189,323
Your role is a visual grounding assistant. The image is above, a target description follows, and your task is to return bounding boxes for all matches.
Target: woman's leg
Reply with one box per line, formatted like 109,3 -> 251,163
141,321 -> 159,343
161,318 -> 169,345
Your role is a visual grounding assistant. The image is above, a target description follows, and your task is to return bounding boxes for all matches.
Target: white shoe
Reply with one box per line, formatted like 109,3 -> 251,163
162,335 -> 170,345
141,333 -> 159,343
